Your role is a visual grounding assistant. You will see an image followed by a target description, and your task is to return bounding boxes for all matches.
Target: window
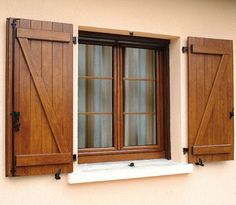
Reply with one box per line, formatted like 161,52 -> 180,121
77,32 -> 170,163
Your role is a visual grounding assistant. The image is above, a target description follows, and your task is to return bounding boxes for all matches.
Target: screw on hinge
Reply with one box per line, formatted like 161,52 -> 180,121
55,169 -> 61,180
182,46 -> 188,53
195,158 -> 204,166
128,162 -> 135,167
183,148 -> 189,155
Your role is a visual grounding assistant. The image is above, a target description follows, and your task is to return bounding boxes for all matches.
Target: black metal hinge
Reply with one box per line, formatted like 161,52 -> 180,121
73,36 -> 77,44
182,46 -> 188,53
11,111 -> 20,132
183,148 -> 189,155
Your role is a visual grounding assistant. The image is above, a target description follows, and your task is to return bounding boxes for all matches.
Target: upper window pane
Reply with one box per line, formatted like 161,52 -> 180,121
124,48 -> 155,78
78,44 -> 112,77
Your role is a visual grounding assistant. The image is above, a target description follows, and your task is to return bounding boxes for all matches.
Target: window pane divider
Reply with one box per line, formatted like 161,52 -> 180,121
123,77 -> 156,81
78,112 -> 112,115
123,112 -> 155,115
78,76 -> 113,80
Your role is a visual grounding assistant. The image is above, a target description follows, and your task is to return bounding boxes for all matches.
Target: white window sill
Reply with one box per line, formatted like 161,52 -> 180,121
68,159 -> 193,184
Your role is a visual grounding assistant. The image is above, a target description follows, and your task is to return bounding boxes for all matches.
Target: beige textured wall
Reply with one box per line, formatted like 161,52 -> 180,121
1,0 -> 236,205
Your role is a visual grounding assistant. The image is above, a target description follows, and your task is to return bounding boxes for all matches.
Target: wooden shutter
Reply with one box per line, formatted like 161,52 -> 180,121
187,37 -> 234,164
6,18 -> 73,176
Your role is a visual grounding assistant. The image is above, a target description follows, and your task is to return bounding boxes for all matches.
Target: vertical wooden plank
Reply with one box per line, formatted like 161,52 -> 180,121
52,22 -> 64,171
6,18 -> 14,176
228,42 -> 234,160
30,20 -> 42,154
41,22 -> 58,155
203,54 -> 219,162
188,37 -> 202,163
62,23 -> 73,171
15,19 -> 31,176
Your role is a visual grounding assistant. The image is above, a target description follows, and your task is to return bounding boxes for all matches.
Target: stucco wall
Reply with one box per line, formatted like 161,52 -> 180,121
0,0 -> 236,205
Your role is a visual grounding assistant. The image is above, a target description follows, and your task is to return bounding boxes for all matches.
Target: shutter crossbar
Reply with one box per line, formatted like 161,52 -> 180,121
193,144 -> 232,155
17,28 -> 71,42
16,153 -> 71,166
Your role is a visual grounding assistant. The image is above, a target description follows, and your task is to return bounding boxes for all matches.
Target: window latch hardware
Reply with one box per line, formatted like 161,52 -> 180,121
229,108 -> 234,119
182,46 -> 189,53
195,158 -> 204,166
183,148 -> 189,155
11,111 -> 20,132
128,162 -> 135,167
55,169 -> 61,180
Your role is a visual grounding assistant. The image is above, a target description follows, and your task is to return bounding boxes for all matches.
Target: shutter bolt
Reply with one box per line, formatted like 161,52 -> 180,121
195,158 -> 204,166
55,169 -> 61,180
182,46 -> 188,53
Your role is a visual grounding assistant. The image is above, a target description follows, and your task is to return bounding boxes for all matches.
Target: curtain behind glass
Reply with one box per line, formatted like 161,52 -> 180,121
78,44 -> 113,148
124,48 -> 156,146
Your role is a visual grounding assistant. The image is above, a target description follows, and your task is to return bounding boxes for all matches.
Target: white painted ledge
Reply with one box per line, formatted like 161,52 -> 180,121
68,159 -> 193,184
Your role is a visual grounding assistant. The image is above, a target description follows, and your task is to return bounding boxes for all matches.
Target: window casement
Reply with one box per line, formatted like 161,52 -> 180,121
77,31 -> 171,163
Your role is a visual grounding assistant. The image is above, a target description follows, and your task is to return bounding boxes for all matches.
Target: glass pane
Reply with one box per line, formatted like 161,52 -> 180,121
124,81 -> 155,112
125,48 -> 155,78
124,115 -> 156,146
78,79 -> 112,112
78,115 -> 113,148
79,44 -> 112,77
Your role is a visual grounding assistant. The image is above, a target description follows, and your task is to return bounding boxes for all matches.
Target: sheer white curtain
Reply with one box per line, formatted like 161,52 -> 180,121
78,44 -> 112,148
78,45 -> 157,148
124,48 -> 156,146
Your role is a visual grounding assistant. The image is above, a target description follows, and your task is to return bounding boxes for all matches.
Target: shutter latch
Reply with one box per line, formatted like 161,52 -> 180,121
182,46 -> 189,53
183,148 -> 189,155
55,169 -> 61,180
195,158 -> 204,166
11,111 -> 20,132
73,154 -> 77,162
229,108 -> 234,119
72,36 -> 77,44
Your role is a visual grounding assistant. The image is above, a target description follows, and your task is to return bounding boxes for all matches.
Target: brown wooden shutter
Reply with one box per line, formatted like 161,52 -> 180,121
187,37 -> 234,164
6,18 -> 73,176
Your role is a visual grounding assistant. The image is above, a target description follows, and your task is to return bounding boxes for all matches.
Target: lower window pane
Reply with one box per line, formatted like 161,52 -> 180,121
124,115 -> 156,146
78,115 -> 113,148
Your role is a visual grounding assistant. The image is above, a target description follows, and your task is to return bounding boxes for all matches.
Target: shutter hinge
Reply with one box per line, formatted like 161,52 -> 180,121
183,148 -> 189,155
73,154 -> 77,162
11,111 -> 20,132
182,46 -> 188,53
72,36 -> 77,44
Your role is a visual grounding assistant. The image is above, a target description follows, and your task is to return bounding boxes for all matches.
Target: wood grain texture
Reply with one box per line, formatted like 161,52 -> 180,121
6,18 -> 73,176
17,28 -> 71,42
16,153 -> 71,166
188,37 -> 234,164
193,144 -> 232,155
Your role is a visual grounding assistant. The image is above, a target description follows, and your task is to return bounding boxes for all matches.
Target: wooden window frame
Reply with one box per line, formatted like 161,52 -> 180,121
77,31 -> 170,163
